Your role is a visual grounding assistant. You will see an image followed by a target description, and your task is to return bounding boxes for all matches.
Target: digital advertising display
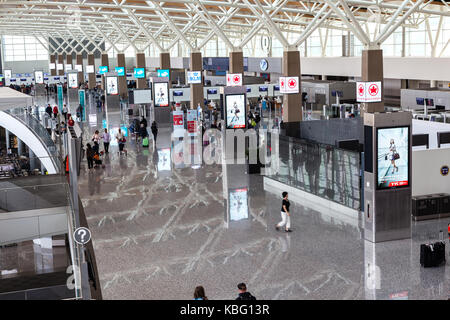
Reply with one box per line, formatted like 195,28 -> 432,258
134,68 -> 145,79
157,148 -> 172,171
229,188 -> 249,221
99,66 -> 109,74
68,73 -> 78,89
157,69 -> 170,78
154,82 -> 169,107
226,94 -> 246,129
115,67 -> 125,76
187,71 -> 201,84
4,70 -> 12,79
34,71 -> 44,84
377,126 -> 409,189
86,65 -> 95,74
106,76 -> 118,95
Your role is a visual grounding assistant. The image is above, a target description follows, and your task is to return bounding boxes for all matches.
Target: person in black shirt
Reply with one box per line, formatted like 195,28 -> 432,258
276,191 -> 292,232
235,283 -> 256,300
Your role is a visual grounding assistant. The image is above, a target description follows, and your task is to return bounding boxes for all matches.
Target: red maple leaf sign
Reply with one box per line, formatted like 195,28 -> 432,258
233,75 -> 240,83
358,85 -> 364,95
369,84 -> 379,96
288,78 -> 296,88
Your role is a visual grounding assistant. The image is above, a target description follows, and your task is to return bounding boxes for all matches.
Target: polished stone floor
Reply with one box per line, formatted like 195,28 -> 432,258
73,98 -> 449,300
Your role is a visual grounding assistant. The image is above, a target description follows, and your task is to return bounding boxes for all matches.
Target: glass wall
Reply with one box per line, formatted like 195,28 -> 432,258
2,35 -> 48,61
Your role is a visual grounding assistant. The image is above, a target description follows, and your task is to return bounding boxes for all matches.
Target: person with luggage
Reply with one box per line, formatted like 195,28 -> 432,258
86,143 -> 95,170
102,128 -> 111,154
139,123 -> 149,147
92,130 -> 101,153
235,283 -> 256,300
140,116 -> 148,129
116,128 -> 127,156
276,192 -> 292,232
193,286 -> 208,300
151,121 -> 158,145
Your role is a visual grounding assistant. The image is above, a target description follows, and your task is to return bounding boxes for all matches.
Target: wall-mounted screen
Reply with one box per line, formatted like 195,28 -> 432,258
246,87 -> 251,93
34,71 -> 44,84
274,85 -> 280,91
57,63 -> 64,71
106,76 -> 118,95
377,126 -> 409,189
74,65 -> 83,72
86,65 -> 95,74
131,89 -> 152,104
49,63 -> 56,70
207,88 -> 217,95
68,73 -> 78,89
173,90 -> 184,97
187,71 -> 201,84
99,66 -> 109,74
226,94 -> 246,129
154,82 -> 169,107
157,69 -> 170,78
134,68 -> 145,79
229,188 -> 249,221
115,67 -> 125,76
425,98 -> 434,107
65,64 -> 72,72
416,97 -> 424,105
259,86 -> 268,92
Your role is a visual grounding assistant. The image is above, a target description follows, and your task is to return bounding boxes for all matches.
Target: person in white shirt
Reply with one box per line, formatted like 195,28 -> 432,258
116,128 -> 127,156
102,128 -> 111,154
62,104 -> 68,120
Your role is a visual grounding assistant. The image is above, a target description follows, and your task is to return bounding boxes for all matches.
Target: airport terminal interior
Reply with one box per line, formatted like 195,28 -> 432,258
0,0 -> 449,301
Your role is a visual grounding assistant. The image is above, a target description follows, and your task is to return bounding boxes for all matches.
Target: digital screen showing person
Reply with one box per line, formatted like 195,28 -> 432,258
157,148 -> 171,171
226,94 -> 246,129
377,127 -> 409,189
106,77 -> 118,95
229,188 -> 249,221
154,82 -> 169,107
68,73 -> 78,88
35,71 -> 44,84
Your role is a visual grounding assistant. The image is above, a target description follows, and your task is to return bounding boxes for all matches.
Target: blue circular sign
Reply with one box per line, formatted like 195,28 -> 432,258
441,165 -> 449,176
260,59 -> 268,71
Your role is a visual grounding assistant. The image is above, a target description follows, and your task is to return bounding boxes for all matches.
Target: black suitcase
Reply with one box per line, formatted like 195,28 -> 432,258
128,109 -> 133,116
420,241 -> 446,267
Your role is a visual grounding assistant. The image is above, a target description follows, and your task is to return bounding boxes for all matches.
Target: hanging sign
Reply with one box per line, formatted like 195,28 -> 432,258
226,73 -> 242,87
356,81 -> 382,102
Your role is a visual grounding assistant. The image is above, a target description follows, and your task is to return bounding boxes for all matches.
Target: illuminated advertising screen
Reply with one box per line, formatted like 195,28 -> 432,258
99,66 -> 109,74
154,82 -> 169,107
106,76 -> 118,95
229,188 -> 249,221
115,67 -> 125,76
86,65 -> 95,74
157,148 -> 171,171
4,70 -> 12,79
34,71 -> 44,84
377,127 -> 409,189
134,68 -> 145,79
226,94 -> 246,129
68,73 -> 78,89
157,69 -> 170,78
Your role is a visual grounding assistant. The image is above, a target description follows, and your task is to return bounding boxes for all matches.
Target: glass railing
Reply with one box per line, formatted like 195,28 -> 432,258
0,156 -> 63,179
266,134 -> 361,210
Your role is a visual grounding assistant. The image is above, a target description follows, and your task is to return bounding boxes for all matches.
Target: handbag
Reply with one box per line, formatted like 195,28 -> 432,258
394,152 -> 400,160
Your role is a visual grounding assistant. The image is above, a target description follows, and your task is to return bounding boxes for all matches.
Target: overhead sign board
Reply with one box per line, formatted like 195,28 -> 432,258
74,64 -> 83,72
134,68 -> 145,79
99,66 -> 109,74
65,64 -> 72,72
226,73 -> 242,87
49,63 -> 56,70
279,76 -> 299,94
357,81 -> 382,103
157,69 -> 170,78
115,67 -> 125,77
187,71 -> 202,84
57,63 -> 64,71
85,65 -> 95,74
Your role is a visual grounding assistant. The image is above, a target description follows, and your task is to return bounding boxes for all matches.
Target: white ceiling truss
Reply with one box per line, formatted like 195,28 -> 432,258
0,0 -> 448,54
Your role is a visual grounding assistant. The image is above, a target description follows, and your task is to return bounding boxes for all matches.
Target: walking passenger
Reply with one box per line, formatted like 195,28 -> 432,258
275,192 -> 292,232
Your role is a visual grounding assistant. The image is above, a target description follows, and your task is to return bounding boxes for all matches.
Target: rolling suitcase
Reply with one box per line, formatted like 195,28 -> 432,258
143,137 -> 149,148
420,241 -> 445,267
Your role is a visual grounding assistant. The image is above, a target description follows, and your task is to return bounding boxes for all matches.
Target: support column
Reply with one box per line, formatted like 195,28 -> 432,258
66,53 -> 73,74
282,50 -> 302,123
17,138 -> 24,156
117,53 -> 128,98
229,51 -> 244,75
58,54 -> 64,76
190,51 -> 203,110
160,52 -> 171,70
76,54 -> 83,86
87,54 -> 96,90
100,53 -> 109,90
361,49 -> 384,113
5,129 -> 10,150
50,55 -> 57,76
137,52 -> 148,89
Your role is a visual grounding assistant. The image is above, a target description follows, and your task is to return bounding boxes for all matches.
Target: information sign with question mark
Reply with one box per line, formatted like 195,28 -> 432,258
74,227 -> 91,245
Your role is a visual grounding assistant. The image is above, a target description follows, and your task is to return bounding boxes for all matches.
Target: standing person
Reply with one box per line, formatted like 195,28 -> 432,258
45,104 -> 53,118
193,286 -> 208,300
235,283 -> 256,300
92,130 -> 101,153
151,121 -> 158,144
140,116 -> 148,129
102,128 -> 111,154
86,143 -> 95,170
62,104 -> 68,120
116,128 -> 127,156
53,105 -> 59,119
275,192 -> 292,232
